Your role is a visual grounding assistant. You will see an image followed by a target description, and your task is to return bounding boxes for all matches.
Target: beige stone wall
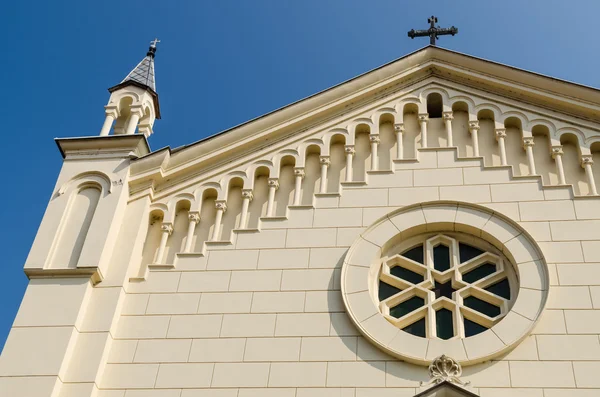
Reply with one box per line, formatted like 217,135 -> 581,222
99,148 -> 600,396
4,78 -> 600,397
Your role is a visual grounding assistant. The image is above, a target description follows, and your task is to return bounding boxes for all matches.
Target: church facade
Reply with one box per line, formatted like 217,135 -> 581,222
1,44 -> 600,396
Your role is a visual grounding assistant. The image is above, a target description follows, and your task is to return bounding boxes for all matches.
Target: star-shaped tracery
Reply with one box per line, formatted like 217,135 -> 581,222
377,234 -> 513,340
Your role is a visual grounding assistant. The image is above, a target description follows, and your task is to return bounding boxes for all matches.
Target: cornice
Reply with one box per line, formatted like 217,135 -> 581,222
128,47 -> 600,199
56,135 -> 150,160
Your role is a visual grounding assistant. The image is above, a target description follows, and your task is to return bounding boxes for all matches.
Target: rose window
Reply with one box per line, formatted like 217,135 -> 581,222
377,233 -> 515,340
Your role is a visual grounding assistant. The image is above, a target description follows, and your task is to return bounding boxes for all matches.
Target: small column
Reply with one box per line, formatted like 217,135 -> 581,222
125,106 -> 144,135
155,223 -> 173,264
211,201 -> 227,241
443,111 -> 454,147
293,167 -> 305,205
344,145 -> 355,182
266,178 -> 279,217
469,121 -> 480,157
523,137 -> 537,175
239,189 -> 253,228
394,123 -> 404,160
183,212 -> 200,253
581,155 -> 598,195
418,113 -> 429,148
99,107 -> 119,136
319,156 -> 330,194
495,129 -> 508,166
551,146 -> 566,185
369,135 -> 380,171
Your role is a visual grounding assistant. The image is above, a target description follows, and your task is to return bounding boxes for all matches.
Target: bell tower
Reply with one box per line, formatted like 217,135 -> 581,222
0,41 -> 162,397
99,39 -> 161,137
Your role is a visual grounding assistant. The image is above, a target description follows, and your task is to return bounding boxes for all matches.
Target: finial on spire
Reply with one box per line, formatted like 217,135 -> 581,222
147,38 -> 160,58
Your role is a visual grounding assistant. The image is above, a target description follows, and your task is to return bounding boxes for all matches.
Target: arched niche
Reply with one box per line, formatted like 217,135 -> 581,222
452,101 -> 471,158
328,134 -> 346,192
560,133 -> 588,195
50,183 -> 102,269
531,125 -> 557,186
277,155 -> 296,216
248,166 -> 270,227
221,177 -> 244,237
140,209 -> 165,266
165,200 -> 191,264
477,109 -> 499,166
353,124 -> 371,180
590,141 -> 600,190
300,145 -> 321,205
378,114 -> 395,170
194,188 -> 218,250
402,104 -> 419,159
503,117 -> 529,176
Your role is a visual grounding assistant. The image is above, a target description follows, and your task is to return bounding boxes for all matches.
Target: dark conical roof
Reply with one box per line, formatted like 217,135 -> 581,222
108,40 -> 161,119
121,53 -> 156,92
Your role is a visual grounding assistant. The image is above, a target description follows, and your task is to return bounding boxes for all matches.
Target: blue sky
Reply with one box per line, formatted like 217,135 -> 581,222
1,0 -> 598,350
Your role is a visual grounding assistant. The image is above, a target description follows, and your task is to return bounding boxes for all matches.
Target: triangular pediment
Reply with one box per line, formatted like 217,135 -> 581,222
414,381 -> 479,397
129,46 -> 600,198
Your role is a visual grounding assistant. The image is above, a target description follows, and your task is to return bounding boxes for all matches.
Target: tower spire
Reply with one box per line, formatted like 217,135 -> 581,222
99,40 -> 162,137
119,38 -> 159,92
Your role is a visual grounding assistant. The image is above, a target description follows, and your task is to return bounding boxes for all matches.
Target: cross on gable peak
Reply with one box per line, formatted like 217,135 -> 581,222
408,16 -> 458,46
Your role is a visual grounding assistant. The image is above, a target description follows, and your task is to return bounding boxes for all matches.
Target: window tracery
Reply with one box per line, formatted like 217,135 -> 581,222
377,233 -> 515,340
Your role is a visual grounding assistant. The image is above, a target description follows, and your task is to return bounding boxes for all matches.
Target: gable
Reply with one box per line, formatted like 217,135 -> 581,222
128,73 -> 600,203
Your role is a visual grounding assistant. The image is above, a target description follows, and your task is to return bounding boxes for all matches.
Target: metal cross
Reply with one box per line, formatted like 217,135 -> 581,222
408,16 -> 458,46
150,38 -> 161,48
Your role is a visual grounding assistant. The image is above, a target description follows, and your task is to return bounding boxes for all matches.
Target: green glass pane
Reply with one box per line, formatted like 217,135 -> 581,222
485,278 -> 511,300
390,296 -> 424,319
464,318 -> 487,337
459,242 -> 484,263
390,266 -> 424,284
401,245 -> 424,264
378,280 -> 402,301
462,263 -> 496,283
432,281 -> 456,299
464,296 -> 501,317
402,317 -> 426,337
436,308 -> 454,340
433,244 -> 451,271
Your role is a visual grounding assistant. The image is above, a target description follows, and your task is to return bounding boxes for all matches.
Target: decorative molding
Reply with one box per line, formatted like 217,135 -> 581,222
188,212 -> 200,224
215,200 -> 228,212
422,355 -> 470,387
523,137 -> 535,148
341,201 -> 549,366
468,120 -> 480,131
294,167 -> 306,178
369,134 -> 381,144
394,123 -> 405,133
241,189 -> 254,200
551,145 -> 564,158
319,156 -> 331,166
581,154 -> 594,166
268,178 -> 280,189
160,223 -> 173,235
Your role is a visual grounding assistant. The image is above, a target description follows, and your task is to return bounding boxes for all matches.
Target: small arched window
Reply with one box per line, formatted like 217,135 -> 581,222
427,93 -> 443,118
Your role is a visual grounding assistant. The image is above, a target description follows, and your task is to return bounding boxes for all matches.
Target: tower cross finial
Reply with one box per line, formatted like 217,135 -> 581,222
150,38 -> 160,49
408,16 -> 458,46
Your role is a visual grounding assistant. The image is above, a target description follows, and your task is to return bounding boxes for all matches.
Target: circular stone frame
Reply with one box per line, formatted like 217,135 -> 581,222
341,201 -> 549,366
